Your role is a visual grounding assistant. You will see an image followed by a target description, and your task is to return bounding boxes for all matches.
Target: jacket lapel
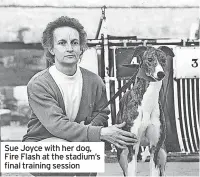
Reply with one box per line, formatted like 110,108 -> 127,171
75,67 -> 89,122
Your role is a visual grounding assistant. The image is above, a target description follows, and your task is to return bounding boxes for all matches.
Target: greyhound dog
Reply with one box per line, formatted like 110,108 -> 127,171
116,46 -> 174,177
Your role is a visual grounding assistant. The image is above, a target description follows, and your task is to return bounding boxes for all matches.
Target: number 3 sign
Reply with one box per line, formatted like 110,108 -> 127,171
173,47 -> 200,79
192,58 -> 198,68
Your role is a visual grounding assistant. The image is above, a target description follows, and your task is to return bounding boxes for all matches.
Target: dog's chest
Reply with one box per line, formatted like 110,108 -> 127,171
130,81 -> 162,137
141,81 -> 162,112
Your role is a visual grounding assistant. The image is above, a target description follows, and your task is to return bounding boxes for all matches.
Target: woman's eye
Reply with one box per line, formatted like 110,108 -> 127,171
58,41 -> 66,45
148,58 -> 153,62
72,41 -> 79,45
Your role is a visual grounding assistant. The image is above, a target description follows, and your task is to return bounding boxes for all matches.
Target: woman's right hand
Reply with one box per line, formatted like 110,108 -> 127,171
100,122 -> 138,149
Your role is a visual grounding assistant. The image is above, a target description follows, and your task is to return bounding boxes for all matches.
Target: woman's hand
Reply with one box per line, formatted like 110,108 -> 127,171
100,122 -> 138,149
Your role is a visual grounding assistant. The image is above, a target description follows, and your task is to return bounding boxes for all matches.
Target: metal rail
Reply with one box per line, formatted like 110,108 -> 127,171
87,38 -> 200,47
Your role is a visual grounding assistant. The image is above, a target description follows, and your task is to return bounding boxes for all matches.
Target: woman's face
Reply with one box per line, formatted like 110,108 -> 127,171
51,26 -> 82,66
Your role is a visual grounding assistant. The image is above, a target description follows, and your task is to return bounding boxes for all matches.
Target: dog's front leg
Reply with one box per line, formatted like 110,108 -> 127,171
127,143 -> 140,177
150,145 -> 160,177
148,124 -> 162,177
118,147 -> 129,176
118,144 -> 139,177
125,117 -> 142,177
157,148 -> 167,176
117,141 -> 140,177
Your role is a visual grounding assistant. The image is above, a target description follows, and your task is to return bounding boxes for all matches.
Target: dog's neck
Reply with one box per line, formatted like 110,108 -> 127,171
122,75 -> 162,132
133,76 -> 162,105
131,77 -> 150,105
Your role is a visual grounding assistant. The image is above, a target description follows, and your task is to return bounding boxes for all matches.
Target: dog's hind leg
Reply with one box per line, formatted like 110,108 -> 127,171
150,146 -> 167,177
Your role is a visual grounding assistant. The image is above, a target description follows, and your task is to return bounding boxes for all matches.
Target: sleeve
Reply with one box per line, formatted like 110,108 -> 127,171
27,81 -> 102,142
88,78 -> 110,127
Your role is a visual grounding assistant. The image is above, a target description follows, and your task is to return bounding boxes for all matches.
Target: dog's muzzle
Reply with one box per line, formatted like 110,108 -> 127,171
157,71 -> 165,80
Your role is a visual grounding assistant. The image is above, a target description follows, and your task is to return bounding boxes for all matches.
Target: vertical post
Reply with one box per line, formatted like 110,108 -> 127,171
100,7 -> 112,125
112,46 -> 119,124
100,34 -> 105,78
173,52 -> 185,152
95,6 -> 106,39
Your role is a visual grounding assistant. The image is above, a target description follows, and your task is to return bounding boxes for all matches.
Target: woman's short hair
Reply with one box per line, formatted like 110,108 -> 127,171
42,16 -> 88,63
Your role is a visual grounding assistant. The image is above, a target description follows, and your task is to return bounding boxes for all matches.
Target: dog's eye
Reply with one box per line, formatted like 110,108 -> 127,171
162,60 -> 166,64
160,58 -> 166,64
148,58 -> 153,62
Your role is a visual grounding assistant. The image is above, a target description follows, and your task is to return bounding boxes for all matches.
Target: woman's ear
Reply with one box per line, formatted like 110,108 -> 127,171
48,48 -> 55,56
79,49 -> 84,58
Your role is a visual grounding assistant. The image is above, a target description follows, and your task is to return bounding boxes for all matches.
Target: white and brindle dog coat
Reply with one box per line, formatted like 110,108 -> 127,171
116,46 -> 175,177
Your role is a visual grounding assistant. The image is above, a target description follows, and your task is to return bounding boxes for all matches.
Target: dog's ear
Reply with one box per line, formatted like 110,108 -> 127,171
132,46 -> 148,58
158,46 -> 175,57
122,46 -> 147,68
132,46 -> 148,66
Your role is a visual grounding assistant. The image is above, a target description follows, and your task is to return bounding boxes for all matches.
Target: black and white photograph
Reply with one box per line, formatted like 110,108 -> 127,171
0,0 -> 199,177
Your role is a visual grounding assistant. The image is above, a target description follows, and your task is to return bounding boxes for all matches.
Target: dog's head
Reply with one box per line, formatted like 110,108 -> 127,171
123,46 -> 174,82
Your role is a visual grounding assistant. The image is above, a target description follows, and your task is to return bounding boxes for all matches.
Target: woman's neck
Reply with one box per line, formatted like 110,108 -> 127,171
55,63 -> 77,76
